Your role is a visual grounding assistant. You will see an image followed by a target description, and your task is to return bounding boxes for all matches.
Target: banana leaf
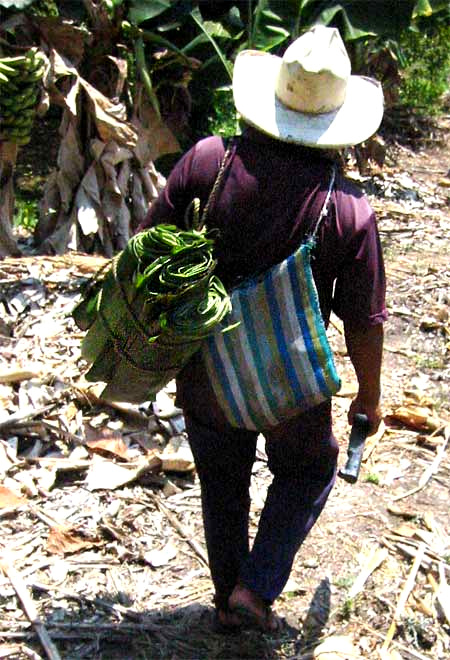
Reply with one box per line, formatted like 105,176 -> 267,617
99,276 -> 232,402
73,223 -> 232,402
78,226 -> 205,363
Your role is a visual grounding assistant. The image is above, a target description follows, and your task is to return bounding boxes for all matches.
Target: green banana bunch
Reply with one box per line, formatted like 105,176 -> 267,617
0,48 -> 46,146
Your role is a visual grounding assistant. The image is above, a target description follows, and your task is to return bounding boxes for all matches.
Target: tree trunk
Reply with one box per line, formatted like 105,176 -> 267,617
0,142 -> 21,258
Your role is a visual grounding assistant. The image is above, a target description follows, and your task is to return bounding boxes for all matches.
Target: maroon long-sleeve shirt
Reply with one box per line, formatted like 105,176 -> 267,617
138,128 -> 387,412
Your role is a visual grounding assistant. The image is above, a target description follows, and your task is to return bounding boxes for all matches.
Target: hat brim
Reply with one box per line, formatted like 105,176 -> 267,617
233,51 -> 384,148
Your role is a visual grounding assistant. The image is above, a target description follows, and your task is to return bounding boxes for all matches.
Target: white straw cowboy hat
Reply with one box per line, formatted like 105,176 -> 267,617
232,25 -> 384,148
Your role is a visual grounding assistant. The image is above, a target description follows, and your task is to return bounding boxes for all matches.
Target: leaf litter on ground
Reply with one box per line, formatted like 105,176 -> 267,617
1,126 -> 450,659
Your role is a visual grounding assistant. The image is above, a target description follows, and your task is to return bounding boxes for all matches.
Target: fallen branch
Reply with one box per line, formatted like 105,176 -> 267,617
362,622 -> 433,660
382,534 -> 449,571
0,367 -> 41,384
0,406 -> 57,433
0,644 -> 42,659
349,545 -> 388,598
0,559 -> 61,660
73,384 -> 150,427
392,426 -> 449,502
379,227 -> 425,234
381,543 -> 426,654
428,566 -> 450,626
31,581 -> 159,628
383,345 -> 415,358
0,622 -> 158,639
145,494 -> 209,567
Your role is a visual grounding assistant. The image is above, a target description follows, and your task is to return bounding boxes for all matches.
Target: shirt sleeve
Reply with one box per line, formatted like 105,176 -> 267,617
136,150 -> 193,233
136,136 -> 224,233
332,189 -> 387,328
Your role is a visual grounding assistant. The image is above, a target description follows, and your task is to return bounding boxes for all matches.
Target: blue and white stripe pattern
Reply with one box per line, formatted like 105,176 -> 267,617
202,240 -> 341,430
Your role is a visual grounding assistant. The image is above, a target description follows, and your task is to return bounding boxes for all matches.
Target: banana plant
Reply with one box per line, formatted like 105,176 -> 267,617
243,0 -> 418,52
0,0 -> 447,257
0,0 -> 48,256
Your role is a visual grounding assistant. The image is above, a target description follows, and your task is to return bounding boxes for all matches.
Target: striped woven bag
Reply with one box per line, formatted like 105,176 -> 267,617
202,168 -> 341,431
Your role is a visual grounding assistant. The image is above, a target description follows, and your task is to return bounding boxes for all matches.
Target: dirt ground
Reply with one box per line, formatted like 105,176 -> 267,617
0,117 -> 449,660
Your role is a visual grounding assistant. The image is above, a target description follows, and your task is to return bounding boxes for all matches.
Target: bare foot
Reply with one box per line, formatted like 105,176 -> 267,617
214,608 -> 243,634
228,584 -> 282,633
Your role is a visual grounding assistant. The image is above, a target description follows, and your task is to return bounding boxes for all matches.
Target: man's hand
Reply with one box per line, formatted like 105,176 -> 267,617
348,395 -> 382,435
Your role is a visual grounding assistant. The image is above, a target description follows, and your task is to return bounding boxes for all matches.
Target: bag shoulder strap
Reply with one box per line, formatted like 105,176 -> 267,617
307,165 -> 336,241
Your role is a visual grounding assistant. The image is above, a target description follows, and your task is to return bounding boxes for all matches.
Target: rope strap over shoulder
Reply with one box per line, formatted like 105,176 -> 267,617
309,166 -> 336,240
184,140 -> 235,231
200,141 -> 235,227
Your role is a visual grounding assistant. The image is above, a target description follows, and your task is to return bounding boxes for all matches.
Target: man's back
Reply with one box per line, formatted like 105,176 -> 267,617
142,127 -> 386,329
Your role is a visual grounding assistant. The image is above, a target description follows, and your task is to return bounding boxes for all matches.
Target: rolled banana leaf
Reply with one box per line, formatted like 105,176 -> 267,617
73,223 -> 232,403
99,277 -> 232,403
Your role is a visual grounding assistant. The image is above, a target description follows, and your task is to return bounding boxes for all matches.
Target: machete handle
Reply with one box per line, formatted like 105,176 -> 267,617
338,413 -> 371,484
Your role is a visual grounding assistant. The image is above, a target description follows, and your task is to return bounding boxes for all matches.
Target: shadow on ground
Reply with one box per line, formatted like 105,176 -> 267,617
24,579 -> 334,659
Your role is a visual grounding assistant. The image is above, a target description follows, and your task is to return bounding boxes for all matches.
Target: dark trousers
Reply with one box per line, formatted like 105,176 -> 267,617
184,400 -> 338,610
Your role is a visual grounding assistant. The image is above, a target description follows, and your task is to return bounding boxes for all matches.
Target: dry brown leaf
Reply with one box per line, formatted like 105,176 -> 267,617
0,366 -> 41,384
133,102 -> 180,163
33,466 -> 58,492
0,385 -> 11,410
386,651 -> 403,660
144,542 -> 178,568
106,55 -> 127,98
102,140 -> 134,170
80,79 -> 138,148
391,524 -> 419,539
46,525 -> 103,556
37,18 -> 86,65
131,173 -> 148,227
75,170 -> 101,236
0,486 -> 27,510
348,545 -> 389,598
362,420 -> 386,461
312,635 -> 362,659
386,504 -> 419,519
389,405 -> 442,431
85,431 -> 130,461
63,76 -> 81,117
431,566 -> 450,625
57,122 -> 85,209
0,440 -> 17,477
158,436 -> 195,473
50,48 -> 79,79
85,452 -> 161,491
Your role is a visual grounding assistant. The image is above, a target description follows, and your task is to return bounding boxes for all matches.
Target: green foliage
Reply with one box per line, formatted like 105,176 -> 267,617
399,20 -> 450,114
244,0 -> 417,53
13,196 -> 38,231
310,0 -> 416,40
364,472 -> 381,485
340,596 -> 355,619
335,576 -> 354,590
206,87 -> 238,138
27,0 -> 58,16
128,0 -> 172,25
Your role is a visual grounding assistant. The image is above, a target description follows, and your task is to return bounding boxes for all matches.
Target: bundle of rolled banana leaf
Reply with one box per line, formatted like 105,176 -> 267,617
0,48 -> 45,146
72,223 -> 232,403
